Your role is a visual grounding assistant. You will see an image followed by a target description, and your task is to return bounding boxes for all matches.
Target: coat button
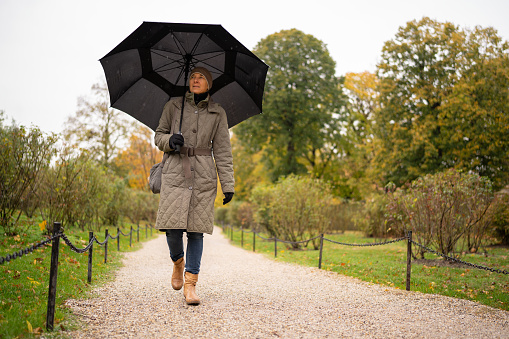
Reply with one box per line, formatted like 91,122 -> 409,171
194,110 -> 198,114
189,186 -> 193,190
192,129 -> 197,133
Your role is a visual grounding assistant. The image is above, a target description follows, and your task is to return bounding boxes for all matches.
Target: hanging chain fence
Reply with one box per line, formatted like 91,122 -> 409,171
0,233 -> 60,264
411,240 -> 509,275
224,224 -> 509,276
0,222 -> 155,331
323,236 -> 407,247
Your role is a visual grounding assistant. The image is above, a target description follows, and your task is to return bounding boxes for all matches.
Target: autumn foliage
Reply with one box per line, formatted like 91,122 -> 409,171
114,126 -> 161,191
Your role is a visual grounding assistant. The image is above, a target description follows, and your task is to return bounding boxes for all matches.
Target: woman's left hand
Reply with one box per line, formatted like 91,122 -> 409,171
223,192 -> 234,205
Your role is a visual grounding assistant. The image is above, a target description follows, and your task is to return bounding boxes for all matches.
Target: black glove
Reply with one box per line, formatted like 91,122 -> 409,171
169,134 -> 184,150
223,192 -> 234,205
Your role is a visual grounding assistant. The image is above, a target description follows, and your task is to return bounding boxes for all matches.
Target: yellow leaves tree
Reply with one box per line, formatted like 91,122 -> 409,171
114,125 -> 161,190
214,133 -> 270,207
329,71 -> 381,199
344,71 -> 379,127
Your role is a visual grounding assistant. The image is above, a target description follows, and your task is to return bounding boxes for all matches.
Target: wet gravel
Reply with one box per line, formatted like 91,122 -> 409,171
64,227 -> 509,338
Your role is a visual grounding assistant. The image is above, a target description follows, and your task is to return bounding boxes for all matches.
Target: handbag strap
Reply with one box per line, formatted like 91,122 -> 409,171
162,152 -> 169,163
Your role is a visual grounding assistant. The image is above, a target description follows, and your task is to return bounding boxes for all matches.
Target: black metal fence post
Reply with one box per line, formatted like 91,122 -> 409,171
274,238 -> 277,258
150,224 -> 152,236
87,231 -> 93,283
117,227 -> 120,251
130,226 -> 132,247
104,229 -> 108,264
231,225 -> 233,241
241,225 -> 244,247
46,222 -> 61,331
137,225 -> 139,242
406,230 -> 412,291
318,234 -> 324,269
145,225 -> 148,239
253,231 -> 256,252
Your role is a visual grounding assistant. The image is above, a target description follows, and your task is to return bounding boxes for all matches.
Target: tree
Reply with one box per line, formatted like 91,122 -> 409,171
439,38 -> 509,189
374,17 -> 509,189
234,29 -> 346,181
63,82 -> 133,168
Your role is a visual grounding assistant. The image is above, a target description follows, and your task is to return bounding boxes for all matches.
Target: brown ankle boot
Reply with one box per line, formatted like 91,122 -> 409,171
183,272 -> 200,305
171,257 -> 185,290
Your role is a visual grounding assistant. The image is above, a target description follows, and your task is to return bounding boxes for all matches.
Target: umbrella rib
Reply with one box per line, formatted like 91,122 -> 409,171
190,32 -> 205,55
167,32 -> 189,86
151,49 -> 186,58
151,51 -> 186,72
169,31 -> 187,57
190,52 -> 225,73
153,59 -> 186,73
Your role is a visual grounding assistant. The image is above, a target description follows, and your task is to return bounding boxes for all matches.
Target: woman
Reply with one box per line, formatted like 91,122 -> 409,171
154,67 -> 234,305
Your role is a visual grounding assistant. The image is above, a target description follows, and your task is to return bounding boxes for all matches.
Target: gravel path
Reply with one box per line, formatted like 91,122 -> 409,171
65,227 -> 509,338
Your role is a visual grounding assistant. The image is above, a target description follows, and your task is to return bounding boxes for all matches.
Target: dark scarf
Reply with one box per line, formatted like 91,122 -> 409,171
194,91 -> 209,105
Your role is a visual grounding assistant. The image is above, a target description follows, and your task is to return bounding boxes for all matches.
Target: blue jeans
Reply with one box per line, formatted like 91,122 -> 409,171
165,229 -> 203,274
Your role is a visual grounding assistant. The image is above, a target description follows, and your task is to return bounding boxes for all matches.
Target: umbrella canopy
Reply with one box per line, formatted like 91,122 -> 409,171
100,21 -> 268,130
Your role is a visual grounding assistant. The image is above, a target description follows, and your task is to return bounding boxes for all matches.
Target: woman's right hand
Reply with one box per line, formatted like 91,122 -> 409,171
169,134 -> 184,150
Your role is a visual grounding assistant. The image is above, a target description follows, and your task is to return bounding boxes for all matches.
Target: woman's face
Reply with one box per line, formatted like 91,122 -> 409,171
189,72 -> 208,94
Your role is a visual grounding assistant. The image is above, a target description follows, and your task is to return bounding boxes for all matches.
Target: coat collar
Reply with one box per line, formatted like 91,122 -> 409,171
173,92 -> 221,114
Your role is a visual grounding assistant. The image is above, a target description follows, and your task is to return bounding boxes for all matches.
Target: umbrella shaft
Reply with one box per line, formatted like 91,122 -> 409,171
176,58 -> 190,154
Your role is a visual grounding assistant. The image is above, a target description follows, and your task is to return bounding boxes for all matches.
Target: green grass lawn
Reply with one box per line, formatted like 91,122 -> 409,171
225,227 -> 509,311
0,221 -> 159,338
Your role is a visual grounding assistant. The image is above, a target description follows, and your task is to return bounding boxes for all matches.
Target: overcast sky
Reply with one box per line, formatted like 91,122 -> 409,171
1,0 -> 508,135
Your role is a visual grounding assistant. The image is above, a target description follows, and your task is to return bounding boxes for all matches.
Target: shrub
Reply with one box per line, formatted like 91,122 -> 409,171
0,115 -> 57,234
218,201 -> 256,229
38,151 -> 110,231
226,200 -> 243,227
386,169 -> 494,258
329,199 -> 363,232
356,194 -> 401,238
491,192 -> 509,245
250,183 -> 276,235
122,188 -> 159,225
102,176 -> 127,226
237,201 -> 255,230
214,206 -> 230,225
251,175 -> 336,249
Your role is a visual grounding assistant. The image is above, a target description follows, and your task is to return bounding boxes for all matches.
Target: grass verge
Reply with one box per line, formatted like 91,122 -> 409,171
0,221 -> 159,338
223,227 -> 509,311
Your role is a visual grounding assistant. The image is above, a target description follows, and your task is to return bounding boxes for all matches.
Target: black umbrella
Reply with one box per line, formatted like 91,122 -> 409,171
100,21 -> 268,134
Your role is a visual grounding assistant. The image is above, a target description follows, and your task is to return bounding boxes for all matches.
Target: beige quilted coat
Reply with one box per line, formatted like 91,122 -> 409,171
154,92 -> 234,234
